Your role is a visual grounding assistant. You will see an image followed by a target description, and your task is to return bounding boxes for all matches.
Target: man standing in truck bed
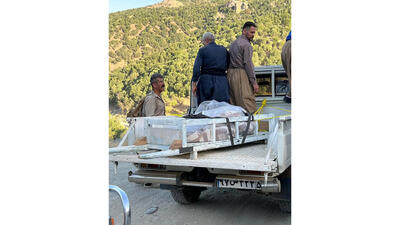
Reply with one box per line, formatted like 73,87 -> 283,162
227,21 -> 259,114
192,32 -> 230,105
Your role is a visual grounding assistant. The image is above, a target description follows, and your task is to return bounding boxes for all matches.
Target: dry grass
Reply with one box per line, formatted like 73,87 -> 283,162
109,61 -> 125,71
165,97 -> 190,116
149,0 -> 184,8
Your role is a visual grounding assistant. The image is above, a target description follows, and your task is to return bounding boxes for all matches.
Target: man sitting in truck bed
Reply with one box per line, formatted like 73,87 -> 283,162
142,73 -> 166,117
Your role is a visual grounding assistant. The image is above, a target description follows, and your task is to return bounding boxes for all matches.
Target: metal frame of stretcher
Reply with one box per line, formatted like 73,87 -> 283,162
109,113 -> 276,159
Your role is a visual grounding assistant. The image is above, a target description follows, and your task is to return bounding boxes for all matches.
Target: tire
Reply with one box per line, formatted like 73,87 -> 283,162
278,200 -> 291,213
170,187 -> 202,204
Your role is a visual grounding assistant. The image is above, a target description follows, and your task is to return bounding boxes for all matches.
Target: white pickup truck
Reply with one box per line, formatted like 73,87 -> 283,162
109,65 -> 291,212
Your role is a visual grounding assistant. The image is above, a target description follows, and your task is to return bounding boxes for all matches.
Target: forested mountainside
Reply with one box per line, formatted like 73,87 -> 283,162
109,0 -> 291,114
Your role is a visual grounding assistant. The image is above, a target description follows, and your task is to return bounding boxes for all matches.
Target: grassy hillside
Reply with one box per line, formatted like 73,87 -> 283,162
109,0 -> 291,115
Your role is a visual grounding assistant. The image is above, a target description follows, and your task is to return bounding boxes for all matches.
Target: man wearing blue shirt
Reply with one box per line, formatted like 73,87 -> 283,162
192,32 -> 230,105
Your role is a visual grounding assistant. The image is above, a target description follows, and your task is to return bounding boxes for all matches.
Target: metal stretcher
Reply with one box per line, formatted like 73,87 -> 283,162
109,113 -> 277,159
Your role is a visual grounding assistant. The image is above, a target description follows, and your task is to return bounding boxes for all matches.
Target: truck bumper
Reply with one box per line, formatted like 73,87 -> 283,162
129,170 -> 281,193
128,170 -> 182,185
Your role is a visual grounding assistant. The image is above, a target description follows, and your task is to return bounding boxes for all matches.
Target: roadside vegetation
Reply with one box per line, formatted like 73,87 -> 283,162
109,0 -> 291,139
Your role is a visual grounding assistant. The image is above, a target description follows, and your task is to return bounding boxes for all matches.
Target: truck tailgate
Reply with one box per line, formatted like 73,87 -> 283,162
110,143 -> 273,172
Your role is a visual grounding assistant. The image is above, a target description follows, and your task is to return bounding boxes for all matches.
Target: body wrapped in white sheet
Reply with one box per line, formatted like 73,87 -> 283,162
186,100 -> 255,143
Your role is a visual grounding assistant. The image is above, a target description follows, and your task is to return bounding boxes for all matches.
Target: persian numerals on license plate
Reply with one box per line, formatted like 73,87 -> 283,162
217,178 -> 262,190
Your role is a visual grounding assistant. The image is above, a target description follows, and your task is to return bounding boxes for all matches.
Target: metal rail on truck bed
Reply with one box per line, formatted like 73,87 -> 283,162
109,113 -> 276,159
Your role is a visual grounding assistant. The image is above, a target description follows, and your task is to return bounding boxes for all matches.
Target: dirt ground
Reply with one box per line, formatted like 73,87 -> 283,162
109,162 -> 291,225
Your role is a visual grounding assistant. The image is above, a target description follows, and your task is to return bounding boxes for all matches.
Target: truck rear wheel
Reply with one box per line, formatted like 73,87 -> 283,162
170,187 -> 202,204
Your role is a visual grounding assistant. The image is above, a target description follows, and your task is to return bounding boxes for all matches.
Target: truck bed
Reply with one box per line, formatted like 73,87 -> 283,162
109,102 -> 290,173
109,143 -> 272,171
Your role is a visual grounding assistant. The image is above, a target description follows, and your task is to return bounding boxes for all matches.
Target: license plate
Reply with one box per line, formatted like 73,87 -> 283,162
217,178 -> 262,190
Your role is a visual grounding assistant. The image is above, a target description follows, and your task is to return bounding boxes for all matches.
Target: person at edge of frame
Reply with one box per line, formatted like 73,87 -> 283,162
281,30 -> 291,104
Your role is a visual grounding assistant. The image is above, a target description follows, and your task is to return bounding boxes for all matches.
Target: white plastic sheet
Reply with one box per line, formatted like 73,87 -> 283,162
194,100 -> 247,117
